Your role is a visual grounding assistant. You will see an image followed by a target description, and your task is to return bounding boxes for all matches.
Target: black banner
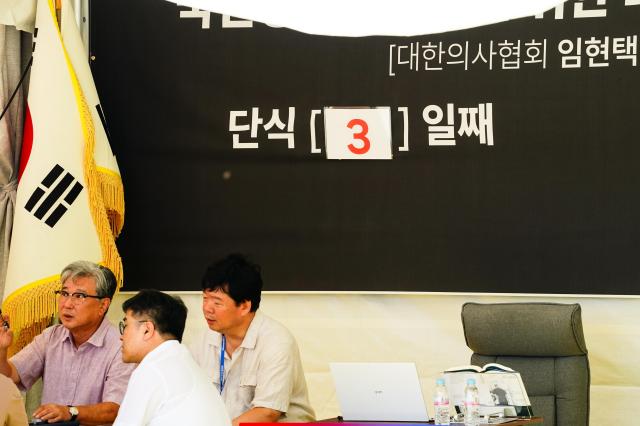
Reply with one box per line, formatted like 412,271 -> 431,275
90,0 -> 640,294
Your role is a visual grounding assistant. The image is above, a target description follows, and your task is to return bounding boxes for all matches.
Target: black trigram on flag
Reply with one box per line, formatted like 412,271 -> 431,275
24,164 -> 84,228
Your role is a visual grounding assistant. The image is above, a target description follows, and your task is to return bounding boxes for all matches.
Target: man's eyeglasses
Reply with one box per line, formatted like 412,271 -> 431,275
119,320 -> 152,335
54,290 -> 103,305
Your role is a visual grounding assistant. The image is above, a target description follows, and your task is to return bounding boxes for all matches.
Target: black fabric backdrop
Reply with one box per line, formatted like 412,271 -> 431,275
89,0 -> 640,293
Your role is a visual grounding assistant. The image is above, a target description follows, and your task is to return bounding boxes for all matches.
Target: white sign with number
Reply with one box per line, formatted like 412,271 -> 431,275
323,107 -> 393,160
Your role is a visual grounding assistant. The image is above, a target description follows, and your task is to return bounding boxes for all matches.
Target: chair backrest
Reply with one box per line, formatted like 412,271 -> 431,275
461,302 -> 590,426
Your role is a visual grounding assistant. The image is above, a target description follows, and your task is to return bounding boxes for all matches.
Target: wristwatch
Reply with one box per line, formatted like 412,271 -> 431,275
67,406 -> 79,421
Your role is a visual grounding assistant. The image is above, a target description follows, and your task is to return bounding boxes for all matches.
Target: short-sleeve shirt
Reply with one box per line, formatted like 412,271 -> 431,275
114,340 -> 231,426
188,311 -> 315,422
11,317 -> 135,406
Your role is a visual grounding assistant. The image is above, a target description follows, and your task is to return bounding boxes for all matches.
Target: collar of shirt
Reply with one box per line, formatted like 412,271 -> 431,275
208,310 -> 266,352
60,316 -> 112,348
139,340 -> 180,367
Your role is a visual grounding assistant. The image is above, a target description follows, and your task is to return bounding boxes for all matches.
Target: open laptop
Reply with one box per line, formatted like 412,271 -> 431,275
330,362 -> 430,422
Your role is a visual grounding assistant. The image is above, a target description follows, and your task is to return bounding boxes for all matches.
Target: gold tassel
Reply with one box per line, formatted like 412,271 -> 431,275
3,277 -> 59,356
97,167 -> 125,237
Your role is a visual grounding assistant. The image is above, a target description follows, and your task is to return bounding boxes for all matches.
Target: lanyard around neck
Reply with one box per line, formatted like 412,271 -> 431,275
219,335 -> 226,394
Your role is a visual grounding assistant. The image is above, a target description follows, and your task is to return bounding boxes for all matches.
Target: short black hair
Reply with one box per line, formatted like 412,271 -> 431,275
201,254 -> 262,312
122,289 -> 188,342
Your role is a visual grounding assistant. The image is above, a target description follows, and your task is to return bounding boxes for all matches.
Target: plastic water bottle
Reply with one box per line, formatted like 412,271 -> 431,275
463,378 -> 480,426
433,378 -> 450,425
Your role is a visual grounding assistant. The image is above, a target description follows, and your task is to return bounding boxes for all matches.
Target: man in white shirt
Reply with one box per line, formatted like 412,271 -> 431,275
189,254 -> 315,426
114,289 -> 230,426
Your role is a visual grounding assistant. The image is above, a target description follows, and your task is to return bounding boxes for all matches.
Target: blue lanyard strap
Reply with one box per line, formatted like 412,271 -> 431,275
219,335 -> 226,394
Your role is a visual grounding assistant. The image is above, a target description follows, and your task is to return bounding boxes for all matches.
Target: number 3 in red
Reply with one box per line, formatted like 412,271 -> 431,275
347,118 -> 370,155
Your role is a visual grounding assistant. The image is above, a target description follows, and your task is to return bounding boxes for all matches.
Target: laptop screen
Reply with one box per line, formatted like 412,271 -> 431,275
330,362 -> 430,422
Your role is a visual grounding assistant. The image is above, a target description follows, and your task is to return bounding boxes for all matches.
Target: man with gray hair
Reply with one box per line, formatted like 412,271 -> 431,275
0,261 -> 134,425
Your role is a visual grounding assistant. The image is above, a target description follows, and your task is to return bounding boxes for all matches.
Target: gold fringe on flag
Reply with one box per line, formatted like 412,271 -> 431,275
96,166 -> 125,237
2,276 -> 59,357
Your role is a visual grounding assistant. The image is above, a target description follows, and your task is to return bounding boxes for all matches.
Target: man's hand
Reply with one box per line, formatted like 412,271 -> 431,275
0,314 -> 13,350
0,315 -> 19,383
33,404 -> 72,423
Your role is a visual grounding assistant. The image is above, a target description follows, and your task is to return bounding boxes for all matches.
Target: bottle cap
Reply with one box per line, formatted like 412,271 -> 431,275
436,378 -> 445,386
466,378 -> 476,385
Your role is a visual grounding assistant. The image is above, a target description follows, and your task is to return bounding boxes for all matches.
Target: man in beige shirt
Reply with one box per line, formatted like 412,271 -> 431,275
0,374 -> 28,426
189,254 -> 315,426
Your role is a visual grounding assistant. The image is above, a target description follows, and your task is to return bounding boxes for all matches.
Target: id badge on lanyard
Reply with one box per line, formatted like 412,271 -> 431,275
219,335 -> 226,394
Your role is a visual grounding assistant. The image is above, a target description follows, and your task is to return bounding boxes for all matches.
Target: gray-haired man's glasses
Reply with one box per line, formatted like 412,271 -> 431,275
54,290 -> 103,305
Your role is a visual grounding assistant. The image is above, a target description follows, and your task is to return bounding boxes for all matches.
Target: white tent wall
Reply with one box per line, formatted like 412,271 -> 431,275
107,292 -> 640,425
